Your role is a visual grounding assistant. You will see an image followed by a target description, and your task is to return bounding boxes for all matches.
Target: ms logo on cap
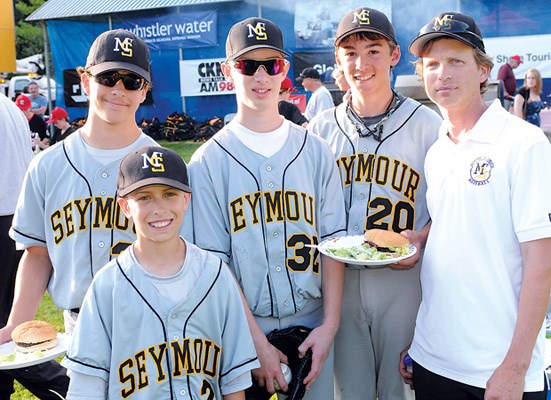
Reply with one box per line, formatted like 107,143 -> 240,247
142,151 -> 165,172
432,14 -> 455,31
247,22 -> 268,41
113,37 -> 134,58
353,9 -> 372,26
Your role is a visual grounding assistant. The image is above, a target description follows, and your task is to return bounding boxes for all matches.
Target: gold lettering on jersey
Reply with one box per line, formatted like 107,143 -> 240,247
135,350 -> 149,389
229,190 -> 316,233
353,9 -> 371,26
51,196 -> 132,245
265,191 -> 284,223
119,358 -> 135,398
247,22 -> 268,40
148,343 -> 167,382
93,196 -> 115,229
141,151 -> 165,172
117,338 -> 221,398
113,37 -> 134,57
337,153 -> 421,202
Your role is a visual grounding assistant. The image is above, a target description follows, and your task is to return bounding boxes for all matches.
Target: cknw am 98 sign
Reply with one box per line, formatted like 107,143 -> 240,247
179,58 -> 235,97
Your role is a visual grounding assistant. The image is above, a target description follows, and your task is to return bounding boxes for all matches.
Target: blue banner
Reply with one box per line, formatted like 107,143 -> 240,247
115,11 -> 217,50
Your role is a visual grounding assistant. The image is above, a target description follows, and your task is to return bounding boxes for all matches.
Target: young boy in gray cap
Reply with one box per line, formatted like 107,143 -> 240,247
308,7 -> 442,400
187,17 -> 347,400
400,11 -> 551,400
0,29 -> 157,344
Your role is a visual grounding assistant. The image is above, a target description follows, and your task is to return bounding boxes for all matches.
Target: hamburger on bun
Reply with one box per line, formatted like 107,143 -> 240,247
11,320 -> 58,353
364,229 -> 410,255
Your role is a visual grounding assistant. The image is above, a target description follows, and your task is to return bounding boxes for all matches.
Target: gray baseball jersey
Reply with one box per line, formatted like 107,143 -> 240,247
62,241 -> 259,399
309,96 -> 442,400
188,122 -> 347,319
10,131 -> 157,310
309,97 -> 441,236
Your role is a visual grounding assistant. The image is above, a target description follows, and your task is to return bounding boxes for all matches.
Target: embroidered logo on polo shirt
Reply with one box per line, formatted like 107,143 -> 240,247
468,156 -> 493,186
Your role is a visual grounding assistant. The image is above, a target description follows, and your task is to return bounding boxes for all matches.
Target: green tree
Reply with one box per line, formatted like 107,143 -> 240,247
14,0 -> 46,59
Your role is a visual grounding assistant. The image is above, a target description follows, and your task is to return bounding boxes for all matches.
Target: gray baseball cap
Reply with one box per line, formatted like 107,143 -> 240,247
86,29 -> 151,82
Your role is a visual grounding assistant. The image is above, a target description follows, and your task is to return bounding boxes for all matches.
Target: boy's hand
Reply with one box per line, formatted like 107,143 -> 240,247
252,339 -> 289,394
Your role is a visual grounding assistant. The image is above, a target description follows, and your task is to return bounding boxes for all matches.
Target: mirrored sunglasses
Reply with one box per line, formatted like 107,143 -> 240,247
232,59 -> 286,76
94,71 -> 146,90
419,19 -> 482,41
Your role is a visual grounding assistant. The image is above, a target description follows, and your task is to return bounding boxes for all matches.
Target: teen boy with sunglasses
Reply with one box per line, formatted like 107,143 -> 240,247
0,29 -> 158,345
187,17 -> 347,400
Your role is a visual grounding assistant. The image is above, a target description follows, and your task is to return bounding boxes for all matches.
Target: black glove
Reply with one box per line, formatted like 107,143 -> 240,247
246,325 -> 312,400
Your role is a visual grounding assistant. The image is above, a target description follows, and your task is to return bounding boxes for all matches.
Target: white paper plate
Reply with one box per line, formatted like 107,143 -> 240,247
0,333 -> 71,370
318,235 -> 417,268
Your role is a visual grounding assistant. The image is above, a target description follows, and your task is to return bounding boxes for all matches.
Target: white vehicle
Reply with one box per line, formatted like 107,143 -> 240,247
5,75 -> 56,104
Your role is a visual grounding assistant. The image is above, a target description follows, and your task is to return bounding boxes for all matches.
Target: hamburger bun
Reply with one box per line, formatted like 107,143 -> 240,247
364,229 -> 410,248
11,320 -> 58,353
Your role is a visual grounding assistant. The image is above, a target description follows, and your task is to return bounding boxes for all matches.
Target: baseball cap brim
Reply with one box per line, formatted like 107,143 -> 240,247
409,32 -> 482,56
229,46 -> 289,61
89,61 -> 151,82
335,27 -> 395,46
118,177 -> 192,197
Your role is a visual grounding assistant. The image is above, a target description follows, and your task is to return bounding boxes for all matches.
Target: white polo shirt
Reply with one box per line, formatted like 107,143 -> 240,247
409,100 -> 551,391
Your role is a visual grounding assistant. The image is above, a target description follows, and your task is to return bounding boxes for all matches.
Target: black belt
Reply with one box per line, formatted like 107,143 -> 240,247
70,308 -> 80,314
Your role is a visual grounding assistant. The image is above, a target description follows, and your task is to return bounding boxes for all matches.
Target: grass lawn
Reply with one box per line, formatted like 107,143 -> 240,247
12,139 -> 202,398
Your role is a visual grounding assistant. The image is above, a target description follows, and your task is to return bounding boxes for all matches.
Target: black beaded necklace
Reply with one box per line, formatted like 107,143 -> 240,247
345,90 -> 402,141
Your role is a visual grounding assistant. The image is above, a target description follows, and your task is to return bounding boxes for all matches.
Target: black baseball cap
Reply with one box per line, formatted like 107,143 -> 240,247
117,146 -> 191,197
86,29 -> 151,82
335,7 -> 397,46
409,12 -> 485,56
296,67 -> 320,83
226,17 -> 289,60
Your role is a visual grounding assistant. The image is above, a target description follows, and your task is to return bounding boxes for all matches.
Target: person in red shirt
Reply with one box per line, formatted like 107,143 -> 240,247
497,55 -> 522,111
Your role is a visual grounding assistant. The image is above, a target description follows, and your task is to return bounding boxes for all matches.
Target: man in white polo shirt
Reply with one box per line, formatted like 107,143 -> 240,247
297,67 -> 334,120
400,11 -> 551,400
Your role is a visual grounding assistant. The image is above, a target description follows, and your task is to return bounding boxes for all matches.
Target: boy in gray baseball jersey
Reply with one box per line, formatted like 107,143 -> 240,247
0,29 -> 157,344
308,7 -> 442,400
63,146 -> 259,399
187,17 -> 347,400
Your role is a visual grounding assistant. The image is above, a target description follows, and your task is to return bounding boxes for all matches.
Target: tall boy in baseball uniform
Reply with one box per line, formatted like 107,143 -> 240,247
308,7 -> 441,400
400,12 -> 551,399
0,29 -> 157,344
187,17 -> 347,399
63,146 -> 259,399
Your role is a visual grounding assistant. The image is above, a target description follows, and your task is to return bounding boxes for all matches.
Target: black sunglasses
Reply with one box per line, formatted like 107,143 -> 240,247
94,71 -> 146,90
420,19 -> 482,41
231,59 -> 286,76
